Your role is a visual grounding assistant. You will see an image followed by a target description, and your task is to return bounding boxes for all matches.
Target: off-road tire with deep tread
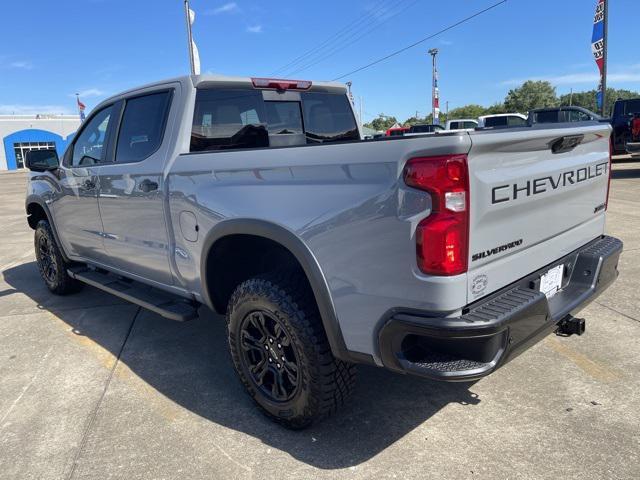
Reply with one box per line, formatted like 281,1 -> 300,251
227,270 -> 356,429
34,219 -> 80,295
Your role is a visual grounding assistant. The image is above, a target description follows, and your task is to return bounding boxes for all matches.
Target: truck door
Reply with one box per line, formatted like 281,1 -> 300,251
96,88 -> 175,286
52,105 -> 115,262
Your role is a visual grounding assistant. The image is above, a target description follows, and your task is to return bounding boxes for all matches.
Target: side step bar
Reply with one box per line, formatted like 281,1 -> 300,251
67,267 -> 198,322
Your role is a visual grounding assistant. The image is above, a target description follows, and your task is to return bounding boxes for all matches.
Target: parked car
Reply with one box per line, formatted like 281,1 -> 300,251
611,97 -> 640,155
25,74 -> 621,429
445,119 -> 478,130
528,106 -> 601,125
478,113 -> 528,128
404,124 -> 445,135
385,126 -> 410,136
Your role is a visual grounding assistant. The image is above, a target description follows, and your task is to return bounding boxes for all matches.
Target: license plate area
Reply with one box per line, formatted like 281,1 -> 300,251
540,264 -> 564,298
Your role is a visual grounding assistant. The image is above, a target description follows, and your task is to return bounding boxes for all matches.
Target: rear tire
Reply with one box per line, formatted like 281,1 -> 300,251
227,270 -> 356,429
34,220 -> 79,295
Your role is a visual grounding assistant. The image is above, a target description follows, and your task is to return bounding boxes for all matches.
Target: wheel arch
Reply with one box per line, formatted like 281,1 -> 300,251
200,219 -> 352,362
25,195 -> 70,263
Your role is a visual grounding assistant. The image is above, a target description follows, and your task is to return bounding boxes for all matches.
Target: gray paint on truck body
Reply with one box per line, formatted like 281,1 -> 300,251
26,75 -> 613,365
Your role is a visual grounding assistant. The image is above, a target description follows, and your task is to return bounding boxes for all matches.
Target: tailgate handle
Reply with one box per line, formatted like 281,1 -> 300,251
550,134 -> 584,154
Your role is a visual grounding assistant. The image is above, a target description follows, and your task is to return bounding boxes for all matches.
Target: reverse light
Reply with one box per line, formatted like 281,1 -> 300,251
404,154 -> 470,276
251,78 -> 312,91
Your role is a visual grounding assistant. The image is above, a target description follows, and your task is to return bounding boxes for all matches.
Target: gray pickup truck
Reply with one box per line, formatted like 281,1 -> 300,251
24,75 -> 622,428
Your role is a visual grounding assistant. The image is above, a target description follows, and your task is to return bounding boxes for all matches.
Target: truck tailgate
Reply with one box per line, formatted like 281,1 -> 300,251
466,124 -> 611,302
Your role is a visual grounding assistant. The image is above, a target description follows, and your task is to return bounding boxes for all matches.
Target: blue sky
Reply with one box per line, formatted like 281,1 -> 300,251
0,0 -> 638,121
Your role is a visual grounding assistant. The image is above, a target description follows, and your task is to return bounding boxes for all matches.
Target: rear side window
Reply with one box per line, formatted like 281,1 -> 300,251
302,92 -> 358,143
116,91 -> 172,163
190,88 -> 359,152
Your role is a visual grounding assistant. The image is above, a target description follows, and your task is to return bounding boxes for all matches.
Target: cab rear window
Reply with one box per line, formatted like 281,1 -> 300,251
190,88 -> 359,152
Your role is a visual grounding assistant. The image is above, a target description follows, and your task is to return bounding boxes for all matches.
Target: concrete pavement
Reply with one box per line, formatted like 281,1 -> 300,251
0,161 -> 639,479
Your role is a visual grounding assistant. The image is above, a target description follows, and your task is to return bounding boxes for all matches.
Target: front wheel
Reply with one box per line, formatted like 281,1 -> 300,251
34,220 -> 79,295
227,271 -> 356,429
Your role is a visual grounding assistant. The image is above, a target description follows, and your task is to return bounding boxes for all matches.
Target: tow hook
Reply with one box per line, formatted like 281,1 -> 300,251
556,316 -> 586,336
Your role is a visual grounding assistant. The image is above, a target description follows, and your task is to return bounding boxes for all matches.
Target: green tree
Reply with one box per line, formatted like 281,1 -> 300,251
504,80 -> 558,112
446,104 -> 487,120
366,113 -> 398,131
559,88 -> 640,116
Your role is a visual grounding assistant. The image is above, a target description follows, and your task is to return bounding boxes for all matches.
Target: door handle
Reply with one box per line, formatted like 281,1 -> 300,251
139,179 -> 159,193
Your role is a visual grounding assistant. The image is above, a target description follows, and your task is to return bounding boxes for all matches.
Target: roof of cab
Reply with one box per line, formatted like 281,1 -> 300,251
95,74 -> 347,110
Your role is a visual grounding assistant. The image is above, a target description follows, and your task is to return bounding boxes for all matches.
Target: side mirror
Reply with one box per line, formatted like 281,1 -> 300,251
25,149 -> 59,172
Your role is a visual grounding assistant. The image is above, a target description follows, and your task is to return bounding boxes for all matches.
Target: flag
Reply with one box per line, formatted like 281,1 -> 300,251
77,96 -> 86,121
591,0 -> 605,108
188,7 -> 201,75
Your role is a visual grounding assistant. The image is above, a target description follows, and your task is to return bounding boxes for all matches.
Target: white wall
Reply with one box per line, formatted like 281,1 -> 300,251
0,115 -> 81,170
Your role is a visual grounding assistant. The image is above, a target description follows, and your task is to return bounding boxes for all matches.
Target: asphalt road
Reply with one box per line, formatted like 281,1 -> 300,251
1,161 -> 639,480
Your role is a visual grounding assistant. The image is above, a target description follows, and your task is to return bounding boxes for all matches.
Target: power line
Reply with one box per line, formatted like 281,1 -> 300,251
270,0 -> 392,76
287,0 -> 420,77
280,0 -> 411,77
332,0 -> 508,81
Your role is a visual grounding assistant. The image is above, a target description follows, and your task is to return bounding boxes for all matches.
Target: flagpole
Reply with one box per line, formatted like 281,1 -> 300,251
184,0 -> 196,75
601,0 -> 608,117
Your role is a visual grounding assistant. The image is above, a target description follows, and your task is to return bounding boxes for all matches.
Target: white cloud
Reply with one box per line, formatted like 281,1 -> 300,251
208,2 -> 239,15
8,60 -> 33,70
500,65 -> 640,87
0,104 -> 72,115
246,25 -> 263,34
69,88 -> 105,98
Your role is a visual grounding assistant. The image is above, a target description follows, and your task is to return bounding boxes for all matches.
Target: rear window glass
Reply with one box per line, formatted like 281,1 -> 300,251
624,100 -> 640,115
449,121 -> 462,129
190,88 -> 359,152
533,111 -> 559,123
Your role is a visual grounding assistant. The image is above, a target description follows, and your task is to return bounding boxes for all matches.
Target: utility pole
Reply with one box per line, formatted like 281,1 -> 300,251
359,96 -> 364,126
569,88 -> 573,106
601,0 -> 608,117
428,49 -> 440,125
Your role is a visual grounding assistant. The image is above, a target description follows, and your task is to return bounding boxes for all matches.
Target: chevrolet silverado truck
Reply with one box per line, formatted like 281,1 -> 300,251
24,75 -> 622,429
610,97 -> 640,155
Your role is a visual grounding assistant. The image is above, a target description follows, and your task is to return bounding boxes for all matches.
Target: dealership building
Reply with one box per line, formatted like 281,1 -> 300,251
0,115 -> 81,171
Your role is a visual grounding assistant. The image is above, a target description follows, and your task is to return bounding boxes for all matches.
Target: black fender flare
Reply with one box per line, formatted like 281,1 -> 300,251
200,218 -> 354,362
25,195 -> 71,263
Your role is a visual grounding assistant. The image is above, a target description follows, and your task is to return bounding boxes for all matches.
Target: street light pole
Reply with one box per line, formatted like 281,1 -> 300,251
184,0 -> 196,75
428,49 -> 440,125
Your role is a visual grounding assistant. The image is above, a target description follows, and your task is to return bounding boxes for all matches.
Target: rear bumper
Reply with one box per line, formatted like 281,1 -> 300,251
378,235 -> 622,381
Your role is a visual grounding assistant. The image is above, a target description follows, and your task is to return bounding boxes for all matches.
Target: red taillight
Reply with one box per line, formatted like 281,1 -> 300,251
251,77 -> 312,91
404,154 -> 469,276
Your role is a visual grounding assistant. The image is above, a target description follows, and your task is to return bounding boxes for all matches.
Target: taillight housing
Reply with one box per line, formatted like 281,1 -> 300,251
404,154 -> 470,276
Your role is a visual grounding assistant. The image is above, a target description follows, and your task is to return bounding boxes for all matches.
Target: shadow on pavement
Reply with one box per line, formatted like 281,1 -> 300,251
3,261 -> 480,469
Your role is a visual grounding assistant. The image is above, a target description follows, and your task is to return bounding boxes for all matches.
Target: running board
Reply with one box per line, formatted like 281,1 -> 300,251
67,267 -> 198,322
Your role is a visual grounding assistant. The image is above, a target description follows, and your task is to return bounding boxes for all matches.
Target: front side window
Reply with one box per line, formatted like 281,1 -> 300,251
507,116 -> 527,127
116,91 -> 172,163
449,122 -> 462,129
72,106 -> 113,166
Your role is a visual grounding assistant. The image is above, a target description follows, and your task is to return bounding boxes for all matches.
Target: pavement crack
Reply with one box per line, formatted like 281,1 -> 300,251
595,301 -> 640,324
0,346 -> 54,429
65,306 -> 141,480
